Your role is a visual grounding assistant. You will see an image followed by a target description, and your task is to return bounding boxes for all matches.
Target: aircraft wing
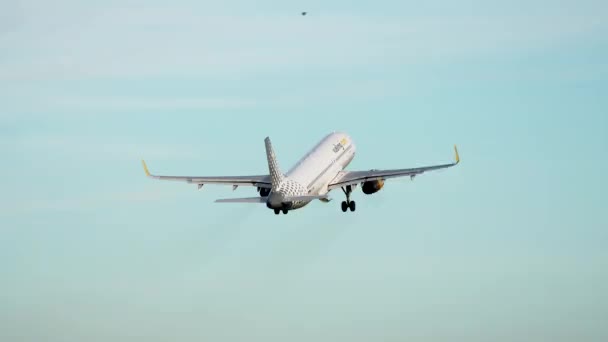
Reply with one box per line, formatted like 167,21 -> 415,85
141,160 -> 272,188
327,145 -> 460,190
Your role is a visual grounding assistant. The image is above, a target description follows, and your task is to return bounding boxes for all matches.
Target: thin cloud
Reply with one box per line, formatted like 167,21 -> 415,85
46,95 -> 259,111
0,190 -> 175,217
1,4 -> 606,82
3,135 -> 207,161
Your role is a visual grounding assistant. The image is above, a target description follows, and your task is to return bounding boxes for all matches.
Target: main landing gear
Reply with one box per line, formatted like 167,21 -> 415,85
341,185 -> 356,212
274,207 -> 289,215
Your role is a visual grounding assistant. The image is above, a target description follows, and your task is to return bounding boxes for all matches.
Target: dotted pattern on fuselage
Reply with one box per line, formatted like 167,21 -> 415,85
276,178 -> 309,209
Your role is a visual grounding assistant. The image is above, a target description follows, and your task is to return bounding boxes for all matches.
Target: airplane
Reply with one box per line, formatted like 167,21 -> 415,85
141,131 -> 460,215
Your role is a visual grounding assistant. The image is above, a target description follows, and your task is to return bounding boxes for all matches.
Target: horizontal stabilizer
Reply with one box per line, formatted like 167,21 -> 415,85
215,196 -> 267,203
283,194 -> 330,202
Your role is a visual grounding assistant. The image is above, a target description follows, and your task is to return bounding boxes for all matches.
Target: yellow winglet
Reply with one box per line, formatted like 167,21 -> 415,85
141,160 -> 151,177
454,145 -> 460,164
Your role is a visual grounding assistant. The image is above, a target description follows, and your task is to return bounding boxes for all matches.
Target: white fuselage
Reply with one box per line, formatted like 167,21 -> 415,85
271,131 -> 356,210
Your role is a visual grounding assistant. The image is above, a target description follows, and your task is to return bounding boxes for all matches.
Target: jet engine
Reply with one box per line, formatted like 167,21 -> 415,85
361,179 -> 384,194
258,187 -> 271,197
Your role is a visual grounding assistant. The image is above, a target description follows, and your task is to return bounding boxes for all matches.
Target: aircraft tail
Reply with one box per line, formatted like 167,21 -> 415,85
264,137 -> 284,189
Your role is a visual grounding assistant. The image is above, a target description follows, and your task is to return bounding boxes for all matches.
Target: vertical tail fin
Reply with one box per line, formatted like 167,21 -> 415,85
264,137 -> 284,189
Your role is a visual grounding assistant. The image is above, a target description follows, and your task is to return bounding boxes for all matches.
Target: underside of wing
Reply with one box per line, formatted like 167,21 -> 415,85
328,145 -> 460,190
141,160 -> 272,188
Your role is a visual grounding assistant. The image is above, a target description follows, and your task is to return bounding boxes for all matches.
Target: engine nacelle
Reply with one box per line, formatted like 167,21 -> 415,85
361,179 -> 384,194
259,187 -> 271,197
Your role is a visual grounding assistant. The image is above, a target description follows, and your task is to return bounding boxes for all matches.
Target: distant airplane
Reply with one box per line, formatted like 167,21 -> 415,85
141,132 -> 460,214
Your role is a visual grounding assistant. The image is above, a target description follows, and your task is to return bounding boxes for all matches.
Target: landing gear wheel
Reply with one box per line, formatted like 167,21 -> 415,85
349,201 -> 356,212
282,208 -> 289,214
341,185 -> 355,212
274,209 -> 280,215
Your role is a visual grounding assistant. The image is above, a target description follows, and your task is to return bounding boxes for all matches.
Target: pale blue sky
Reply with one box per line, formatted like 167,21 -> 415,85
1,1 -> 607,341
